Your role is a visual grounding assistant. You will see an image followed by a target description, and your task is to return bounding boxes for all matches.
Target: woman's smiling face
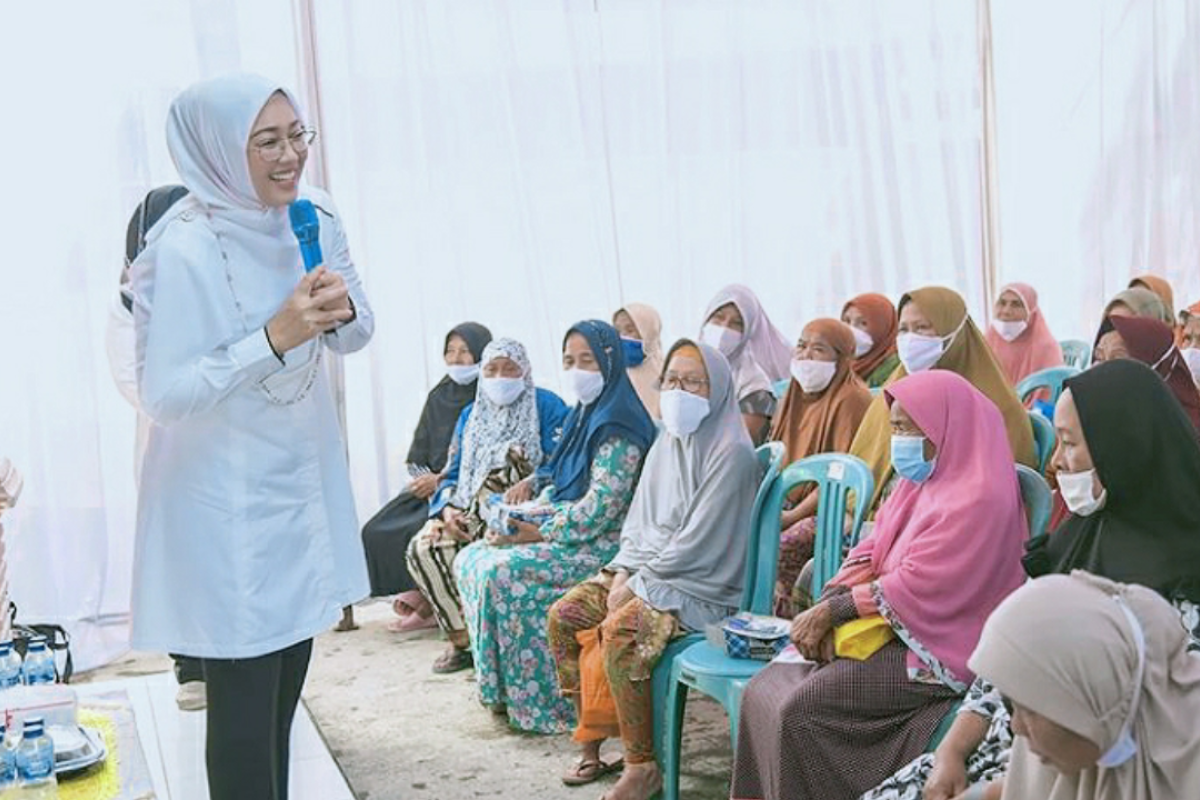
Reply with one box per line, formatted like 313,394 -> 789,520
246,92 -> 307,207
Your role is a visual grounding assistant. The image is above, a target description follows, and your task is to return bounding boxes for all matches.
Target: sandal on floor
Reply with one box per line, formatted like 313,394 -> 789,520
432,646 -> 473,674
392,590 -> 427,618
386,612 -> 437,634
562,757 -> 624,786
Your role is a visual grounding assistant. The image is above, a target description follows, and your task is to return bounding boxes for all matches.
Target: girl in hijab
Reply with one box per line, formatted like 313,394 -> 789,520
1127,273 -> 1177,326
699,284 -> 792,444
454,321 -> 656,733
359,322 -> 492,632
984,283 -> 1064,389
547,340 -> 759,799
848,287 -> 1037,511
1091,315 -> 1200,432
842,293 -> 901,388
970,572 -> 1200,800
613,303 -> 665,418
771,319 -> 873,616
404,338 -> 568,670
732,371 -> 1028,800
865,359 -> 1200,800
129,75 -> 373,799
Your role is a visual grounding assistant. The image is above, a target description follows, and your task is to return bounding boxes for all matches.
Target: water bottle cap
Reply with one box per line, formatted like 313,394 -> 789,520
27,639 -> 47,652
23,716 -> 44,735
0,642 -> 9,655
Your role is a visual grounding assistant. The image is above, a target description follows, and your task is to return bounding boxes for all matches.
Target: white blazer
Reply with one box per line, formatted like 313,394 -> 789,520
129,188 -> 372,659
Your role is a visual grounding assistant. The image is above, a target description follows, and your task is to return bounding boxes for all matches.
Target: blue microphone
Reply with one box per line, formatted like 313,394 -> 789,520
288,199 -> 323,272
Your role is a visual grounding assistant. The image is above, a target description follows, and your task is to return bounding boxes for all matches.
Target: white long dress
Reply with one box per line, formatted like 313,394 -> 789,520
129,187 -> 372,659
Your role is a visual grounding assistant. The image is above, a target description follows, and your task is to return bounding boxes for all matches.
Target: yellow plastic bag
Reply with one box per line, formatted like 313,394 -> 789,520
834,615 -> 895,660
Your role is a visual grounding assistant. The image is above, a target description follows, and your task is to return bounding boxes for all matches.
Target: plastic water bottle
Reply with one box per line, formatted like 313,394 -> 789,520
15,716 -> 57,795
0,722 -> 16,789
20,640 -> 55,686
0,641 -> 22,689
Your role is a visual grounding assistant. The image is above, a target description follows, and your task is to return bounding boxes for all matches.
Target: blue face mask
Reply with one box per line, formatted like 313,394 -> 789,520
891,435 -> 935,483
621,338 -> 646,367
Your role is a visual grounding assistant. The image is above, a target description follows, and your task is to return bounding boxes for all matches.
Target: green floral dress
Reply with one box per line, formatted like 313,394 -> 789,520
454,435 -> 644,733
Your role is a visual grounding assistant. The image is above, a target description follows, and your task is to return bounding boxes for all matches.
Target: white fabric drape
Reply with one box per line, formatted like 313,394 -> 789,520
309,0 -> 988,514
991,0 -> 1200,339
0,0 -> 304,670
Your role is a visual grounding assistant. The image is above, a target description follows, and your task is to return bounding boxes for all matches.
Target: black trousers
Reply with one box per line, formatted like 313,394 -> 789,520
201,639 -> 313,800
171,653 -> 205,684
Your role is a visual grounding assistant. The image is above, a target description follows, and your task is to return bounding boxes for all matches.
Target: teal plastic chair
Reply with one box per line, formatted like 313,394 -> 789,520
659,453 -> 875,800
1016,464 -> 1052,539
1016,365 -> 1080,407
650,442 -> 785,776
926,464 -> 1054,751
1028,411 -> 1055,474
1059,339 -> 1091,370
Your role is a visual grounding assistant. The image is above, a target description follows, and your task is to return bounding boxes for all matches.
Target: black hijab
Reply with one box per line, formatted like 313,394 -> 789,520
406,322 -> 493,472
1024,359 -> 1200,601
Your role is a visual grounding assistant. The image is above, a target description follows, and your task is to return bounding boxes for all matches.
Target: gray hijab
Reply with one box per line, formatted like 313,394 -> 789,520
616,341 -> 762,629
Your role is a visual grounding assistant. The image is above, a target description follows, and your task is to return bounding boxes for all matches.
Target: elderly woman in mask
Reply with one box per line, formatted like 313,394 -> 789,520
130,75 -> 372,799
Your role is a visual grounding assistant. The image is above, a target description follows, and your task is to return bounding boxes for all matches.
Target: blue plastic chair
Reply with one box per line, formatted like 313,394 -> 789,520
1016,463 -> 1052,539
1059,339 -> 1092,370
1015,365 -> 1080,407
650,442 -> 785,776
925,464 -> 1054,751
1028,411 -> 1055,474
659,453 -> 875,800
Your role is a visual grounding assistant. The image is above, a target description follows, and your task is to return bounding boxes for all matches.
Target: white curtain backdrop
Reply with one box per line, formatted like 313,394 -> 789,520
309,0 -> 987,512
1,0 -> 1195,670
0,0 -> 305,670
991,0 -> 1200,340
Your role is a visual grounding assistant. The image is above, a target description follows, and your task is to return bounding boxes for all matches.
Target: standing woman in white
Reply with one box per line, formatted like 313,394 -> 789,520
129,74 -> 373,800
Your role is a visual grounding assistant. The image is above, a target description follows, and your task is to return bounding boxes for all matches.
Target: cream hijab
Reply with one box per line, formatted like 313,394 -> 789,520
970,572 -> 1200,800
619,303 -> 665,418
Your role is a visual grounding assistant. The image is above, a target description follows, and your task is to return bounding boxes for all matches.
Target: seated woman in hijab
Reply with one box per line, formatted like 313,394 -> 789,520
848,286 -> 1037,513
863,359 -> 1200,800
842,293 -> 901,388
359,322 -> 492,633
454,320 -> 656,733
404,338 -> 568,671
732,370 -> 1028,800
1101,285 -> 1169,323
771,319 -> 873,617
1091,315 -> 1200,432
984,283 -> 1064,391
613,303 -> 664,418
699,284 -> 792,444
970,573 -> 1200,800
1183,303 -> 1200,387
1127,273 -> 1177,326
547,340 -> 759,799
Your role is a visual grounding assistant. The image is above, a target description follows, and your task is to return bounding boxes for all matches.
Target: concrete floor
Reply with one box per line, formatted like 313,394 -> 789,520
79,601 -> 735,800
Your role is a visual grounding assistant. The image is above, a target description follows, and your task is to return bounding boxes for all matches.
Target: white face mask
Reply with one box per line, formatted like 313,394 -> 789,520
897,316 -> 967,374
851,326 -> 874,357
790,359 -> 837,394
701,323 -> 743,357
991,318 -> 1028,342
480,376 -> 525,406
447,364 -> 480,385
659,389 -> 711,438
1183,347 -> 1200,385
566,368 -> 605,406
1058,468 -> 1107,517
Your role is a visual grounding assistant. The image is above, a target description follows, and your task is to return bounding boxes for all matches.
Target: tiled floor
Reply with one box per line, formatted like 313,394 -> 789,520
75,673 -> 355,800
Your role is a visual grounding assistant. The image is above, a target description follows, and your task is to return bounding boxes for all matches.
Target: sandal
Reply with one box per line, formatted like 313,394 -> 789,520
562,757 -> 624,787
432,646 -> 473,674
392,590 -> 428,618
386,613 -> 437,634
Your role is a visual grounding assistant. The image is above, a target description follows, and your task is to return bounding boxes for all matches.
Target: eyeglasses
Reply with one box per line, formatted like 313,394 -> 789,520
253,129 -> 318,162
657,375 -> 710,393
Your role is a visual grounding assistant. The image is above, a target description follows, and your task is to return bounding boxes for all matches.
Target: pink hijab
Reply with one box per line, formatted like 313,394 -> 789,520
984,282 -> 1064,386
843,370 -> 1028,688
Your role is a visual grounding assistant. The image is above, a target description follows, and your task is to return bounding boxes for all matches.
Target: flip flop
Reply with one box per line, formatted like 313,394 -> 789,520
562,757 -> 624,786
392,590 -> 427,618
432,646 -> 474,674
386,613 -> 437,634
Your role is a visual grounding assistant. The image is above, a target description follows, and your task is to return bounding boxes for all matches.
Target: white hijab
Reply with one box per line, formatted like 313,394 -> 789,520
702,284 -> 792,398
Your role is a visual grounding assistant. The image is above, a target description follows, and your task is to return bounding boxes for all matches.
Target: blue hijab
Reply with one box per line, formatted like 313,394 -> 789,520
541,320 -> 657,502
